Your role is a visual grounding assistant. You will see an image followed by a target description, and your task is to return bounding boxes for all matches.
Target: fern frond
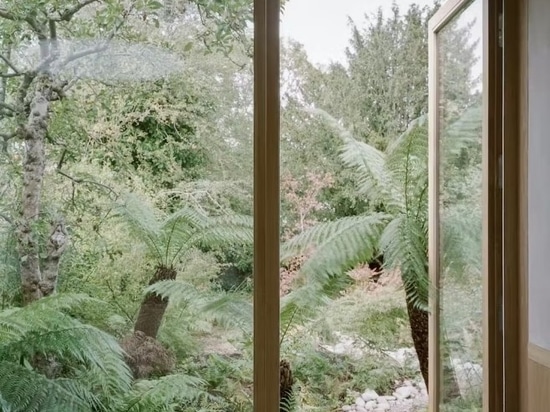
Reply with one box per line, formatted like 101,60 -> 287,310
281,214 -> 387,287
306,107 -> 400,208
145,280 -> 252,334
385,119 -> 429,209
280,285 -> 330,341
380,215 -> 430,310
281,214 -> 388,261
119,374 -> 213,412
0,295 -> 132,412
0,362 -> 91,412
200,293 -> 252,334
444,104 -> 482,156
144,280 -> 204,307
188,214 -> 253,250
117,193 -> 163,260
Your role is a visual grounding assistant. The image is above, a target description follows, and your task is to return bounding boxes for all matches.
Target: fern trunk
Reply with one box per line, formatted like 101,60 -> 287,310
279,359 -> 294,412
134,265 -> 177,338
405,295 -> 460,400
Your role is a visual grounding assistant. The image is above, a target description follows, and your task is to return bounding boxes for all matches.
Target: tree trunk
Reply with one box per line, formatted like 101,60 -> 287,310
134,265 -> 177,338
405,295 -> 460,401
15,75 -> 68,304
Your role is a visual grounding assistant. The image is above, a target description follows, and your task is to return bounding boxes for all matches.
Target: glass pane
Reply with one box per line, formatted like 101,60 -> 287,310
279,2 -> 446,411
0,1 -> 253,410
437,0 -> 484,410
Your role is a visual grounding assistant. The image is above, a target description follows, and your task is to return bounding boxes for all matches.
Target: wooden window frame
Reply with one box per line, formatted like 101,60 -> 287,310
253,0 -> 280,410
253,0 -> 526,410
428,0 -> 503,410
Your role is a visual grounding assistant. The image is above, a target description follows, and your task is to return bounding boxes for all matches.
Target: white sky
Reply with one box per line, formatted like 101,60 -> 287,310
280,0 -> 436,66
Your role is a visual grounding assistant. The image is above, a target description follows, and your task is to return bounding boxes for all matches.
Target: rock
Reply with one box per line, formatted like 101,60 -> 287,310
356,407 -> 367,412
362,389 -> 379,401
342,406 -> 353,411
381,396 -> 396,401
356,397 -> 366,407
394,386 -> 413,399
365,400 -> 377,409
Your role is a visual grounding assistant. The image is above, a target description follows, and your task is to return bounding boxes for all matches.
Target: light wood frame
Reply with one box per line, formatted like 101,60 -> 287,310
253,0 -> 280,410
514,0 -> 528,409
428,0 -> 503,410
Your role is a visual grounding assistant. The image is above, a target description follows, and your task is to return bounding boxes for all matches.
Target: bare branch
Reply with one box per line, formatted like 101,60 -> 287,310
0,131 -> 17,140
57,169 -> 118,198
0,53 -> 21,75
0,102 -> 17,113
25,17 -> 47,38
49,19 -> 57,40
0,8 -> 16,21
57,0 -> 98,21
0,212 -> 12,225
0,72 -> 25,78
16,73 -> 34,110
0,8 -> 47,37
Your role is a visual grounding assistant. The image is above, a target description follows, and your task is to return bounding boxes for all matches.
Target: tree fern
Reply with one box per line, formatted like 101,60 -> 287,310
0,294 -> 132,412
145,280 -> 252,335
283,107 -> 483,391
117,193 -> 253,268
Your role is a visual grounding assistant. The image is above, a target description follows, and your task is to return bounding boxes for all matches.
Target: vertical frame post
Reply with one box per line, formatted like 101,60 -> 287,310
428,13 -> 441,411
253,0 -> 280,410
483,0 -> 504,410
502,0 -> 526,410
428,1 -> 503,410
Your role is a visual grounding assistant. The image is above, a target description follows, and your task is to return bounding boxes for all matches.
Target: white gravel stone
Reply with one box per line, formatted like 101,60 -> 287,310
356,397 -> 366,407
362,389 -> 379,401
394,386 -> 413,399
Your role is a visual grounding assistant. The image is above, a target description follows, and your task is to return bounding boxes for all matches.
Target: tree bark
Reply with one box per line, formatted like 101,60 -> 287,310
405,295 -> 460,401
14,76 -> 50,303
279,359 -> 294,412
134,265 -> 177,338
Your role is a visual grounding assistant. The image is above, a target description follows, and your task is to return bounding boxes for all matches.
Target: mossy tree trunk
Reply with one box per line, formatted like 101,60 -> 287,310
134,265 -> 177,339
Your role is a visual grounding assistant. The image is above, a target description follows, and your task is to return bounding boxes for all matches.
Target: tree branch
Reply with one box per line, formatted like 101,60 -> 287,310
56,0 -> 98,21
41,4 -> 133,74
0,8 -> 15,20
16,73 -> 34,111
0,212 -> 12,225
0,53 -> 21,75
0,8 -> 47,38
0,102 -> 17,113
57,169 -> 118,198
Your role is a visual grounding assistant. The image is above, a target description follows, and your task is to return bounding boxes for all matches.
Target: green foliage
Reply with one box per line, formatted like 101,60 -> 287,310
118,373 -> 213,412
284,104 -> 482,316
0,294 -> 132,412
117,193 -> 253,268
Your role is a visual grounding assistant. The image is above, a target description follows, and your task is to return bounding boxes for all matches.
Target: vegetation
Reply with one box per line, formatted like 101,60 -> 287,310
0,0 -> 483,411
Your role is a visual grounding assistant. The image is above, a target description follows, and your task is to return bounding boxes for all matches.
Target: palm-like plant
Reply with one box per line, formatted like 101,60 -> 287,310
118,193 -> 253,339
281,106 -> 481,391
0,294 -> 132,412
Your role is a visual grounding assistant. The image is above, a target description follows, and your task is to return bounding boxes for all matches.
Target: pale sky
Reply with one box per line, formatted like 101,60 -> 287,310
280,0 -> 436,66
